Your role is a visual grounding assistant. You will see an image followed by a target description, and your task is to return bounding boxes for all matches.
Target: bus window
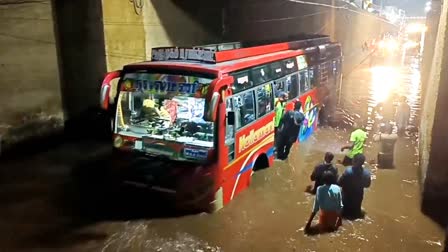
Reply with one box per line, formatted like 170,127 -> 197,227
256,83 -> 274,117
251,64 -> 271,85
288,74 -> 299,99
270,61 -> 283,79
233,91 -> 256,128
332,60 -> 338,76
309,67 -> 316,87
232,70 -> 252,93
299,70 -> 310,93
283,58 -> 298,75
273,77 -> 285,98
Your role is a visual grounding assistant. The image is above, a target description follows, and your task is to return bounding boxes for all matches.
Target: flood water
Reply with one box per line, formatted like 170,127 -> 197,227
0,57 -> 444,251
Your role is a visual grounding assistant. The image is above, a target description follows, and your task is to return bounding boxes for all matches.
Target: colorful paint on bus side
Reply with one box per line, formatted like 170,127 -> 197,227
221,111 -> 276,204
220,88 -> 320,205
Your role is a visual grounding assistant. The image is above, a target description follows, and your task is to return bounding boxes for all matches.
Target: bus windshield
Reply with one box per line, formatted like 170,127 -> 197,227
115,71 -> 215,155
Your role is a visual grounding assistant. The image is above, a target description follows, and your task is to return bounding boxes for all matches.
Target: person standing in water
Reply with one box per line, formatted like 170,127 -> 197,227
338,154 -> 371,219
305,170 -> 343,233
373,122 -> 398,168
276,101 -> 305,160
396,96 -> 411,136
310,152 -> 339,194
374,94 -> 398,124
274,92 -> 288,137
274,92 -> 288,152
340,121 -> 368,166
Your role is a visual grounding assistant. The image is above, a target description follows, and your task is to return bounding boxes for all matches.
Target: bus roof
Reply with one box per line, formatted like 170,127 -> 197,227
124,49 -> 304,76
123,36 -> 335,75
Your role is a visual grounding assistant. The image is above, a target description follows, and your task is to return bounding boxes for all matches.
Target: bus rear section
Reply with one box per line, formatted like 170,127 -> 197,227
99,36 -> 342,213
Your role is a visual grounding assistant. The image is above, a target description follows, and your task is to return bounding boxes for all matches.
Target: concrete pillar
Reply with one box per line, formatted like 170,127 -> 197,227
52,0 -> 107,121
420,0 -> 448,227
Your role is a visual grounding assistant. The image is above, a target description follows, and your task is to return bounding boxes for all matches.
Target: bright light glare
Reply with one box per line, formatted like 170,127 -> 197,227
370,66 -> 399,104
406,23 -> 427,33
387,39 -> 399,51
404,40 -> 419,49
425,5 -> 431,12
378,39 -> 399,51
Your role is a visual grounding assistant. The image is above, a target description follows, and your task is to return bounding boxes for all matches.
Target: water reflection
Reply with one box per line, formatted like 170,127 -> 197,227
365,59 -> 422,129
370,66 -> 399,104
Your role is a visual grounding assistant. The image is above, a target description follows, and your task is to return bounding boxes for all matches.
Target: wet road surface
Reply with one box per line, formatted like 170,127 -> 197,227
0,58 -> 444,251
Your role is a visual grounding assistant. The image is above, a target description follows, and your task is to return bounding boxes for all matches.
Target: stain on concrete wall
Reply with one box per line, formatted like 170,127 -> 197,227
0,0 -> 63,148
102,0 -> 146,72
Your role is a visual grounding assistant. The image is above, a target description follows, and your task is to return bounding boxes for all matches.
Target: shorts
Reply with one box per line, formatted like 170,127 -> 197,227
319,210 -> 340,231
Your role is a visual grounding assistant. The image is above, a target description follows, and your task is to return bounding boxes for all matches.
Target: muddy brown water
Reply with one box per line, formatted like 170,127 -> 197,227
0,57 -> 443,251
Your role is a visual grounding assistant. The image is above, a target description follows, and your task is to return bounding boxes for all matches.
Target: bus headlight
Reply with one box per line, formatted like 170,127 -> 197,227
113,135 -> 123,148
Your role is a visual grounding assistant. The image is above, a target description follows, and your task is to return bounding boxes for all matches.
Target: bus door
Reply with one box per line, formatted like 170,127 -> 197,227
225,97 -> 236,163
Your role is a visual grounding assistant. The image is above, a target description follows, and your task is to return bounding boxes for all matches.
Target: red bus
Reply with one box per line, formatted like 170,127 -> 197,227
99,36 -> 342,212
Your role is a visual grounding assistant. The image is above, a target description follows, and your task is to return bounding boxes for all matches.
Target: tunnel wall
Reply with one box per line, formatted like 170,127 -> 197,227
419,0 -> 448,228
0,0 -> 223,154
102,0 -> 223,72
0,0 -> 63,150
225,0 -> 398,75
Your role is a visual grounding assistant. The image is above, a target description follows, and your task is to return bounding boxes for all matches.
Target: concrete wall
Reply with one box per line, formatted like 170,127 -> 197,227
420,0 -> 442,110
419,0 -> 448,227
0,0 -> 63,148
0,0 -> 223,152
102,0 -> 223,72
225,0 -> 398,74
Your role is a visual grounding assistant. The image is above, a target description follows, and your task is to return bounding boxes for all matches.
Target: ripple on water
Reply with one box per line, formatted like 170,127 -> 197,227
101,224 -> 221,252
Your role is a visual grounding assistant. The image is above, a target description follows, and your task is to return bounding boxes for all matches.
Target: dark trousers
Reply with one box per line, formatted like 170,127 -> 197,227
378,152 -> 394,168
342,155 -> 353,166
276,134 -> 294,160
342,199 -> 363,219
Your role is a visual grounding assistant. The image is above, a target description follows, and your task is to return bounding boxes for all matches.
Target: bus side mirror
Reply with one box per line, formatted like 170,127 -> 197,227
206,92 -> 220,122
227,111 -> 235,126
100,85 -> 110,110
100,70 -> 121,110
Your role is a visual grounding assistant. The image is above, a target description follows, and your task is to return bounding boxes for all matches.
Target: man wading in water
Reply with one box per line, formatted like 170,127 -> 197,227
338,154 -> 372,219
275,101 -> 305,160
274,92 -> 288,153
310,152 -> 338,194
305,170 -> 343,233
373,122 -> 398,168
340,121 -> 368,166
